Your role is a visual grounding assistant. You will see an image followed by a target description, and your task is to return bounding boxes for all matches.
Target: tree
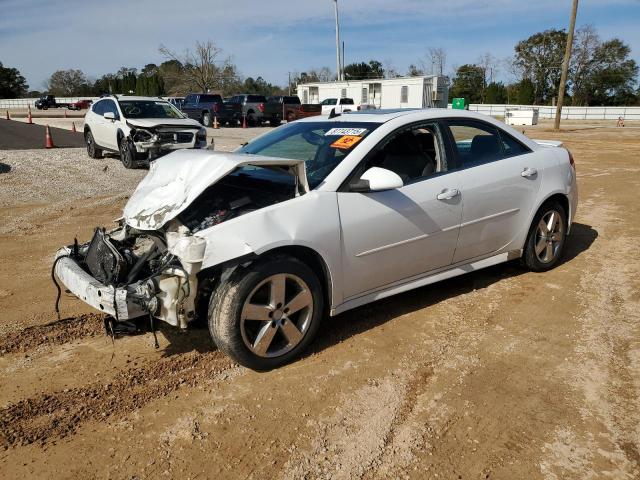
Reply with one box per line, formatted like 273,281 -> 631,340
343,60 -> 384,80
587,39 -> 638,106
242,76 -> 282,96
0,62 -> 28,98
159,40 -> 238,93
514,29 -> 567,104
570,24 -> 601,106
449,64 -> 485,103
424,47 -> 447,76
512,78 -> 535,104
46,69 -> 91,96
407,64 -> 424,76
485,82 -> 507,104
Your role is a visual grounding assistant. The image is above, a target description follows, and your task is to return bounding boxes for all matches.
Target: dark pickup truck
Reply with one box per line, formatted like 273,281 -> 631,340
181,93 -> 242,127
34,95 -> 70,110
261,96 -> 323,125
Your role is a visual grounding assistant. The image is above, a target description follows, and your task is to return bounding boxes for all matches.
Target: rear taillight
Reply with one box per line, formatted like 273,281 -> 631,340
258,103 -> 265,113
566,148 -> 575,170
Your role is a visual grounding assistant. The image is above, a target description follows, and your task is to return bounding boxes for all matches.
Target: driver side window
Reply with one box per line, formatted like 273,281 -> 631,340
360,122 -> 447,185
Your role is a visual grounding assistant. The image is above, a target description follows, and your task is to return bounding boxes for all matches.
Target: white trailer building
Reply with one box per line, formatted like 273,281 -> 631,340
296,75 -> 449,109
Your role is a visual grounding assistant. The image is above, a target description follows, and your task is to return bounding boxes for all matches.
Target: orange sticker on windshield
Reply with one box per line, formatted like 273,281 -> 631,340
331,135 -> 363,150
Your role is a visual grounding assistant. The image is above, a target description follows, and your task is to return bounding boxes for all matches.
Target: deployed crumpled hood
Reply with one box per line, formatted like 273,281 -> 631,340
127,118 -> 203,129
123,149 -> 309,230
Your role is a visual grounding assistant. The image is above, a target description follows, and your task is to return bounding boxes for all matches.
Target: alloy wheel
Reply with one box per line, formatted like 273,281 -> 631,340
534,210 -> 564,263
240,273 -> 313,358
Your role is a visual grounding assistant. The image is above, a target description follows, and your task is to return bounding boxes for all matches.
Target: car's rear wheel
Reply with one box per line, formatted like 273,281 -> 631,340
247,112 -> 258,127
286,111 -> 295,123
119,138 -> 137,169
522,200 -> 567,271
208,255 -> 323,370
269,118 -> 280,127
85,130 -> 103,159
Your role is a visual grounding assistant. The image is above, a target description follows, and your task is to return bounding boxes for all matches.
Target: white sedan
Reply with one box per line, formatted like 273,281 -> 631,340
53,109 -> 578,370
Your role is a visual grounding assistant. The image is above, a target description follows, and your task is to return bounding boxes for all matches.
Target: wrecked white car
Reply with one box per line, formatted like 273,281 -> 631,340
83,95 -> 207,168
54,109 -> 577,370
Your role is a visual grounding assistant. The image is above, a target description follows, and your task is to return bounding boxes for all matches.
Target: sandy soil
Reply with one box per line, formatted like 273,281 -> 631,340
0,120 -> 639,479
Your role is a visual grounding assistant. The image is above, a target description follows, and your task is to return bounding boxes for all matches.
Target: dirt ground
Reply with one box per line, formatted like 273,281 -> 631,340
0,119 -> 639,479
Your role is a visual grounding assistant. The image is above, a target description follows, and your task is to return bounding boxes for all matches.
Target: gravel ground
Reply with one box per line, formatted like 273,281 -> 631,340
1,121 -> 639,479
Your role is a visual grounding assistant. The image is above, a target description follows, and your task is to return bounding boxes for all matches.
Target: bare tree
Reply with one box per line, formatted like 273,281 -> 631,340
423,47 -> 447,75
477,53 -> 498,85
159,40 -> 235,93
46,69 -> 91,96
570,24 -> 600,105
383,59 -> 401,79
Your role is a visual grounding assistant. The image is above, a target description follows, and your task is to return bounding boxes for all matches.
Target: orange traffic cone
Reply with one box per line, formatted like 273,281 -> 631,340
45,124 -> 54,148
5,110 -> 9,120
27,108 -> 33,124
213,115 -> 219,129
242,114 -> 247,129
71,121 -> 77,133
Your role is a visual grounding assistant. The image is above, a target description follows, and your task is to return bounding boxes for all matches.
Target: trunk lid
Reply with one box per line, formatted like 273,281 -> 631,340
123,150 -> 309,230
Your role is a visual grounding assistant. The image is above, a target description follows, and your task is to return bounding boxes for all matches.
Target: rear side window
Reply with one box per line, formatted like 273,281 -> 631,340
499,131 -> 531,158
285,96 -> 300,105
340,98 -> 354,105
184,94 -> 197,104
248,95 -> 266,103
447,120 -> 502,166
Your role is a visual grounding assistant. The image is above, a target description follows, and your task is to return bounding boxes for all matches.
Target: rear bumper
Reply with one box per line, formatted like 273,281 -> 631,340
54,248 -> 145,320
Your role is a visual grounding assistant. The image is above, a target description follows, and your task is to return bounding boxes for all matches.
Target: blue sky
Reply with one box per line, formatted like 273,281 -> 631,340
1,0 -> 639,90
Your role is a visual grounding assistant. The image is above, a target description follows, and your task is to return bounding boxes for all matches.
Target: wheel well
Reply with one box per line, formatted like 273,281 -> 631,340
541,193 -> 569,217
116,129 -> 124,146
264,246 -> 332,313
83,125 -> 91,134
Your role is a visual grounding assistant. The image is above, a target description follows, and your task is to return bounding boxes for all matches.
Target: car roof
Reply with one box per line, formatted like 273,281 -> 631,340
296,108 -> 508,125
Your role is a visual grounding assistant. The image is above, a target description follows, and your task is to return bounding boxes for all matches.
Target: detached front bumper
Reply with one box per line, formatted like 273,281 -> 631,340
54,248 -> 146,320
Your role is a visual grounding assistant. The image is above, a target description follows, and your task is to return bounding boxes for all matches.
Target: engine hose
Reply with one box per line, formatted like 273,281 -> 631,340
51,254 -> 70,321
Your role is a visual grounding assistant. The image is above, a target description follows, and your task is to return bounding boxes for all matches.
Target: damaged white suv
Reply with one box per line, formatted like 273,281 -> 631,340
55,109 -> 577,370
84,95 -> 207,168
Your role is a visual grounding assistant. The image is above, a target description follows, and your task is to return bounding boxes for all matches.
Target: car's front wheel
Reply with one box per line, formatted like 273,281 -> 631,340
522,200 -> 567,271
202,112 -> 212,127
208,255 -> 323,370
119,138 -> 137,169
85,130 -> 103,159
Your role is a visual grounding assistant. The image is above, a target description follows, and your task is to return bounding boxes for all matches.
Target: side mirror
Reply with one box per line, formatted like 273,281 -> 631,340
350,167 -> 404,192
103,112 -> 115,120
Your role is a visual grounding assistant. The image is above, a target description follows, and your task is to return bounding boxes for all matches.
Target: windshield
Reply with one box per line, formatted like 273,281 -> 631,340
238,121 -> 379,189
118,100 -> 184,119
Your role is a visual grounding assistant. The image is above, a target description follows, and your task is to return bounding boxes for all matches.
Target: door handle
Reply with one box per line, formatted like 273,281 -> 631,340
521,167 -> 538,178
436,188 -> 460,200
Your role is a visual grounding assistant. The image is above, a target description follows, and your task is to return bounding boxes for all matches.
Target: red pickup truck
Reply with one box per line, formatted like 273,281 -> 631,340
266,96 -> 322,123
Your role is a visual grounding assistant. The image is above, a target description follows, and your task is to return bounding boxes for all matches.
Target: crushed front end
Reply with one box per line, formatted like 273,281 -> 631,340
128,123 -> 208,161
53,221 -> 205,329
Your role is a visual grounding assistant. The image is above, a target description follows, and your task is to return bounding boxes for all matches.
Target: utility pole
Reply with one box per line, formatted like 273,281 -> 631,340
334,0 -> 342,81
555,0 -> 579,130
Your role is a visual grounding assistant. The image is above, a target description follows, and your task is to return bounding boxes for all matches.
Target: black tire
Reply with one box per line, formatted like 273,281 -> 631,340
119,137 -> 137,169
247,112 -> 257,127
269,118 -> 281,127
202,112 -> 212,127
42,105 -> 48,110
522,200 -> 567,272
208,255 -> 324,370
85,130 -> 103,159
286,112 -> 295,123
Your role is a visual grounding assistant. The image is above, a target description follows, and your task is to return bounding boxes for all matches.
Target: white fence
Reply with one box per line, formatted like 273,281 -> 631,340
449,104 -> 640,120
0,97 -> 99,109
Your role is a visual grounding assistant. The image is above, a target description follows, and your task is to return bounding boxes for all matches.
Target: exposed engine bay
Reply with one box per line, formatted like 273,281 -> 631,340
53,168 -> 297,330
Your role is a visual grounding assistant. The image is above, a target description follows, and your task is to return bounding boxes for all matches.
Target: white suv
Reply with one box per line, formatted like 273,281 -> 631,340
84,95 -> 207,168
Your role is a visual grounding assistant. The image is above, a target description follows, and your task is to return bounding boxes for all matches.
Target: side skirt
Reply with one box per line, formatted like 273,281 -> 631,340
330,250 -> 522,316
